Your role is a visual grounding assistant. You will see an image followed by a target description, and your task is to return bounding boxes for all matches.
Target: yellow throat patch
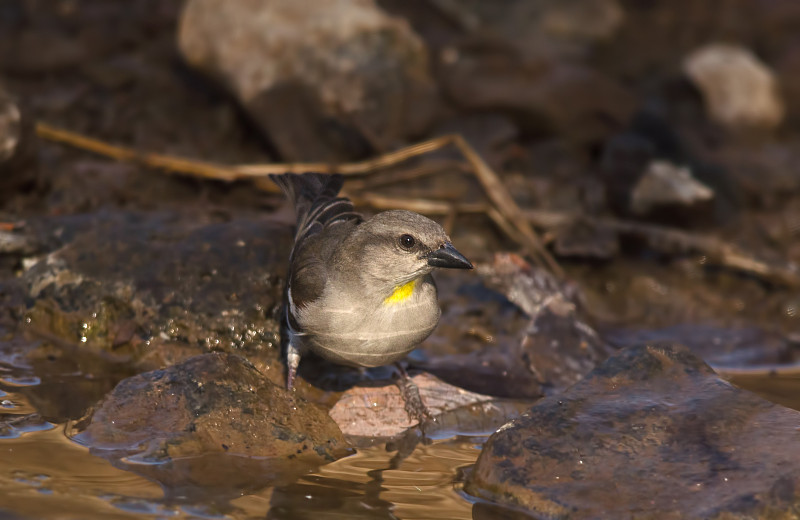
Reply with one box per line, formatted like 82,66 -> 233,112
384,279 -> 417,305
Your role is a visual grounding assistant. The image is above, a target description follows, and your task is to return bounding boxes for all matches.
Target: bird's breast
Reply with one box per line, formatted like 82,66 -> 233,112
298,274 -> 441,367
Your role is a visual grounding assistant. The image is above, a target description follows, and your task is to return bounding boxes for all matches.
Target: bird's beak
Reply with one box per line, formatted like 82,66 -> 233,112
425,242 -> 473,269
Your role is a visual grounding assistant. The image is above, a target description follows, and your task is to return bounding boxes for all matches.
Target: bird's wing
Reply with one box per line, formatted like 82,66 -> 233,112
287,238 -> 327,313
271,173 -> 362,314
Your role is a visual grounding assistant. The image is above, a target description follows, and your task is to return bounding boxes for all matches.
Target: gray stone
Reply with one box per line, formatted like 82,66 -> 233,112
178,0 -> 439,161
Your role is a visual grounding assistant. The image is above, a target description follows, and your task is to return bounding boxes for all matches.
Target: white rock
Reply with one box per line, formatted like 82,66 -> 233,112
684,44 -> 784,130
630,160 -> 714,215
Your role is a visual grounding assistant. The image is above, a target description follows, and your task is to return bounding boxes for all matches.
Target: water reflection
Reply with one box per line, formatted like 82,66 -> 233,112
268,440 -> 478,520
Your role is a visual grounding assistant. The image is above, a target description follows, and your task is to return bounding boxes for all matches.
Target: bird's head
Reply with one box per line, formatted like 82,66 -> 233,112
350,210 -> 473,288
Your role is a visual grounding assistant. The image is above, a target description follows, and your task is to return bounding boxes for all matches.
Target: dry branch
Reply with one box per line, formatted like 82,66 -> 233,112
35,122 -> 562,275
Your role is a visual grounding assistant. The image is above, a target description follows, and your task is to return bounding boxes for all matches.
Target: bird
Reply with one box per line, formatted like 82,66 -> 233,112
270,172 -> 473,393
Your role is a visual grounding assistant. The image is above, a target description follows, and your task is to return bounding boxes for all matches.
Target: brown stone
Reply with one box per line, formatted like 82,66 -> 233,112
467,344 -> 800,519
81,352 -> 349,462
178,0 -> 439,161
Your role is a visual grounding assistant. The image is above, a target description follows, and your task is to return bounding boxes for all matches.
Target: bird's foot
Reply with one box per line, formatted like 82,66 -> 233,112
394,363 -> 433,430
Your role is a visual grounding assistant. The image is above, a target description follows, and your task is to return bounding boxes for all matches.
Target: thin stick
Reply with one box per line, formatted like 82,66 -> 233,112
451,135 -> 564,277
351,193 -> 486,215
36,122 -> 252,185
346,160 -> 469,191
232,135 -> 456,177
522,209 -> 800,289
487,206 -> 527,247
36,123 -> 563,276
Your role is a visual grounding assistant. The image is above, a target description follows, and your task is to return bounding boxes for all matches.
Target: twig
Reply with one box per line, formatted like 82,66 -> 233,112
351,193 -> 486,216
523,209 -> 800,289
36,122 -> 563,276
345,160 -> 470,191
487,206 -> 526,247
36,122 -> 255,185
450,134 -> 564,277
233,135 -> 456,177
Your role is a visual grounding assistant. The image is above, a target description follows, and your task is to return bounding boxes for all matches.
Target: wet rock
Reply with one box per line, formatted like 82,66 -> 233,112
20,211 -> 291,378
80,352 -> 348,462
443,55 -> 635,146
684,44 -> 785,130
417,254 -> 610,398
629,160 -> 714,217
0,413 -> 52,440
328,372 -> 502,438
178,0 -> 439,161
467,344 -> 800,519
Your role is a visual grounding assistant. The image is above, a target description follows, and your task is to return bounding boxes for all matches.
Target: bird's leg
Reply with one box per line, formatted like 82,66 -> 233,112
394,362 -> 433,427
286,341 -> 301,390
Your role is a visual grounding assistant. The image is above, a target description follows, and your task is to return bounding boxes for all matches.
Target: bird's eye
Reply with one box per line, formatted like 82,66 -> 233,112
399,234 -> 416,250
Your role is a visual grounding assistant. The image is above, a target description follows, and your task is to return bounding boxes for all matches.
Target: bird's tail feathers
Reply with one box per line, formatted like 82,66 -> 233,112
270,172 -> 361,242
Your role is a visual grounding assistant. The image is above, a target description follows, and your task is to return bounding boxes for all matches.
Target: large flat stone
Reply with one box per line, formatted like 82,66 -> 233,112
467,343 -> 800,519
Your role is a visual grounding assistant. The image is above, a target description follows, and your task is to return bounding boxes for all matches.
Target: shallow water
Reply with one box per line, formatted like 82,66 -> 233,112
0,415 -> 483,519
0,352 -> 488,519
3,308 -> 800,520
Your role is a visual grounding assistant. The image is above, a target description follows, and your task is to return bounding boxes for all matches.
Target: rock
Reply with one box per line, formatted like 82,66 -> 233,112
20,211 -> 292,379
79,352 -> 348,462
684,44 -> 785,130
629,159 -> 714,216
178,0 -> 439,161
467,344 -> 800,519
435,0 -> 624,60
329,372 -> 504,437
599,112 -> 740,223
443,55 -> 635,146
0,84 -> 36,199
417,254 -> 610,398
